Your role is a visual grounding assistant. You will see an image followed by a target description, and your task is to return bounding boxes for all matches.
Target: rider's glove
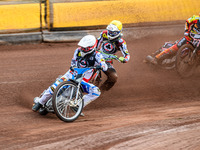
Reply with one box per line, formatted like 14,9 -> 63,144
119,57 -> 126,63
96,65 -> 102,70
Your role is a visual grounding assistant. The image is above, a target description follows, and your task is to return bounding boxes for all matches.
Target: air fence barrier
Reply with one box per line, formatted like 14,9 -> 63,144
0,0 -> 199,44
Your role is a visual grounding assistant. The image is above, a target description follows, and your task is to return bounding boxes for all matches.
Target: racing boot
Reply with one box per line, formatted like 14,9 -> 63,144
38,107 -> 48,115
32,102 -> 42,112
145,55 -> 158,65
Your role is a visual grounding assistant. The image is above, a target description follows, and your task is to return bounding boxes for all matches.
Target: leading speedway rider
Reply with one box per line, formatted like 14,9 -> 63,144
149,14 -> 200,65
32,35 -> 108,113
96,20 -> 130,92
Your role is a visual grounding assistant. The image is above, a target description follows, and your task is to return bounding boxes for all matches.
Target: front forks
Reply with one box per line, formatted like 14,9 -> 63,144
68,77 -> 83,107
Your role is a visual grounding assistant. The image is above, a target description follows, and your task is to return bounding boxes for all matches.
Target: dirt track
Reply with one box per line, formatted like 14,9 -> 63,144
0,24 -> 200,150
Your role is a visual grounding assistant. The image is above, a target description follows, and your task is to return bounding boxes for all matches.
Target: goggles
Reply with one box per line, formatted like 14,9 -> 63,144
108,30 -> 120,37
80,44 -> 96,53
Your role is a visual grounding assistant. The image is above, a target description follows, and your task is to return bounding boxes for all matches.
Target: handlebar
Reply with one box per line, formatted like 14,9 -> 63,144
70,66 -> 102,71
97,50 -> 121,62
69,66 -> 102,82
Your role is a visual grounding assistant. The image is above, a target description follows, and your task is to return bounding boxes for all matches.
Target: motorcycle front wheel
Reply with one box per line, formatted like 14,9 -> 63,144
175,44 -> 197,78
52,81 -> 84,122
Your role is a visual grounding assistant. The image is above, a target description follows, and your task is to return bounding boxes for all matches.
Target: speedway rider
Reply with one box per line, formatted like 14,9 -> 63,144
96,20 -> 130,92
32,35 -> 108,113
149,14 -> 200,65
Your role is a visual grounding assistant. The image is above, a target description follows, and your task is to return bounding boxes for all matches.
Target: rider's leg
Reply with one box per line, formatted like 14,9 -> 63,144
38,87 -> 53,105
39,71 -> 72,104
100,63 -> 118,92
32,86 -> 55,112
81,81 -> 101,107
32,71 -> 71,112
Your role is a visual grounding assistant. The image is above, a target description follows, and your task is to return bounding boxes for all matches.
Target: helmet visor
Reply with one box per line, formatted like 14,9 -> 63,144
81,45 -> 95,53
108,30 -> 120,37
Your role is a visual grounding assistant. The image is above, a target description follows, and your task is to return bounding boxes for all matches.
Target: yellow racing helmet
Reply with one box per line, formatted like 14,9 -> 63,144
106,20 -> 123,40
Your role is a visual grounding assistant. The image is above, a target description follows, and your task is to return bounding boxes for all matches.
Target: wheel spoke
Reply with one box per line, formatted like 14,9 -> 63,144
63,104 -> 68,118
69,86 -> 74,99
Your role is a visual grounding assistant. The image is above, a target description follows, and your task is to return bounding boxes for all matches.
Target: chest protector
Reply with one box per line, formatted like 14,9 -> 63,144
76,51 -> 96,68
101,41 -> 118,54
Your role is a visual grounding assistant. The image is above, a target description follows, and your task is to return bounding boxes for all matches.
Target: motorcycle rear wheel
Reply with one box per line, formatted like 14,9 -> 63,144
52,81 -> 84,122
175,44 -> 197,78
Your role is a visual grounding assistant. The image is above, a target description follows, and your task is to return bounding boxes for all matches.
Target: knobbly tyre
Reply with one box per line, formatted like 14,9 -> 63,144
33,66 -> 103,122
144,41 -> 178,69
175,33 -> 200,78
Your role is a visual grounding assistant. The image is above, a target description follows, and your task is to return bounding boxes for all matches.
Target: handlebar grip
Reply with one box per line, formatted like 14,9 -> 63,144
95,65 -> 103,70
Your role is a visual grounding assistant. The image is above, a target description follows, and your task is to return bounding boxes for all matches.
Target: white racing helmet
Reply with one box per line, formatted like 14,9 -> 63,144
78,35 -> 97,57
106,20 -> 123,40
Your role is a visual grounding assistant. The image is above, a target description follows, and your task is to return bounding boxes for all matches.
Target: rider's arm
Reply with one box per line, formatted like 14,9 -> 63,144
118,39 -> 130,63
96,31 -> 107,50
95,51 -> 108,71
96,36 -> 103,50
185,18 -> 192,35
71,48 -> 79,67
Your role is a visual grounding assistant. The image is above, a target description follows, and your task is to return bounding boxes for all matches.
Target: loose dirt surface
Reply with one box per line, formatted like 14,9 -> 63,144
0,25 -> 200,150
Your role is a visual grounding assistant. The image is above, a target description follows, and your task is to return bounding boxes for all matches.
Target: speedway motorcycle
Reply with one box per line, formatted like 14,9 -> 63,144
33,54 -> 119,122
33,66 -> 102,122
175,33 -> 200,78
144,41 -> 178,69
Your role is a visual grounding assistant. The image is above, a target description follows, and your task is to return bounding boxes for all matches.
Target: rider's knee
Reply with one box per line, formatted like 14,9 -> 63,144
108,72 -> 118,83
92,86 -> 101,97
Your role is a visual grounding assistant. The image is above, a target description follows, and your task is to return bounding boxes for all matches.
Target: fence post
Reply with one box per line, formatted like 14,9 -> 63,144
46,0 -> 54,30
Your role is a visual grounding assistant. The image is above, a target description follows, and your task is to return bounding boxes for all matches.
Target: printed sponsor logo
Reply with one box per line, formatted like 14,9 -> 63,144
103,43 -> 114,52
79,59 -> 87,68
103,33 -> 108,38
51,86 -> 55,92
61,77 -> 67,81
